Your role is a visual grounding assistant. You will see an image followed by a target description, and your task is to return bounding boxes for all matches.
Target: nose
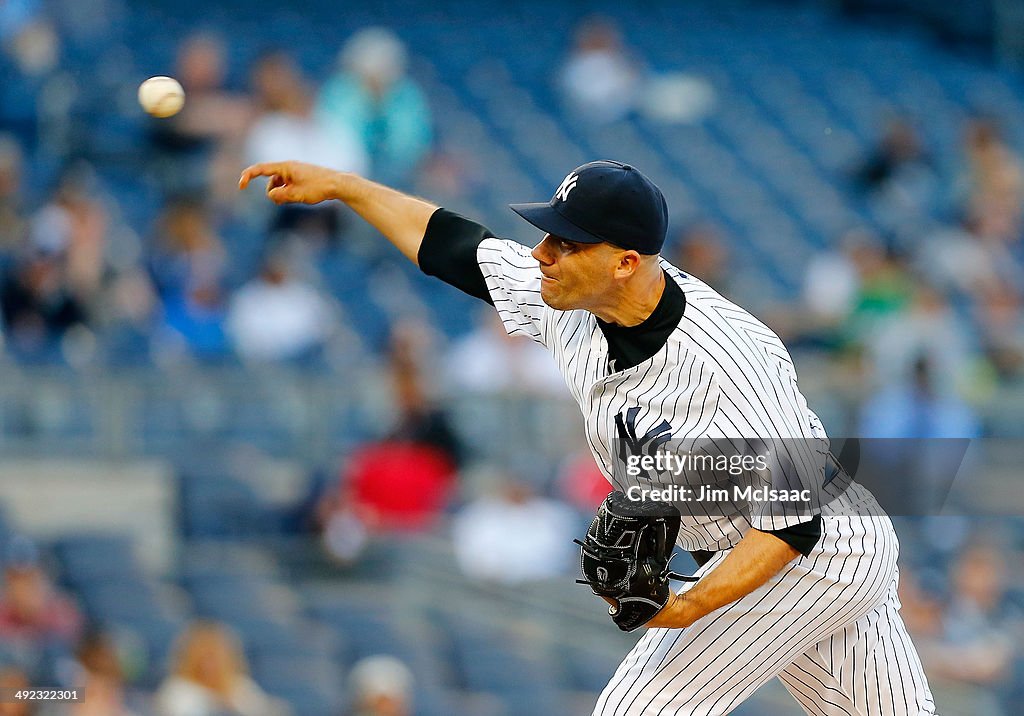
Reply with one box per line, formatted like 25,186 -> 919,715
531,235 -> 555,265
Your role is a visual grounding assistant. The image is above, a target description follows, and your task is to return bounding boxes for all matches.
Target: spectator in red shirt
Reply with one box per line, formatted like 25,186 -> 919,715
334,362 -> 460,533
318,333 -> 462,560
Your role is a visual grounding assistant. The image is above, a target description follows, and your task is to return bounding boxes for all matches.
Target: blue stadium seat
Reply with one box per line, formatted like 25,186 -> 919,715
179,473 -> 283,539
249,653 -> 345,707
54,533 -> 142,579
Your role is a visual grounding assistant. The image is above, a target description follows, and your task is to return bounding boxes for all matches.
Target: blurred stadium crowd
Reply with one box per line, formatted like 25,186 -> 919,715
2,0 -> 1024,714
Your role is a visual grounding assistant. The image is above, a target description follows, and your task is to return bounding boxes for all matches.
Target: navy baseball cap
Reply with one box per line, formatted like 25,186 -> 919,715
510,160 -> 668,255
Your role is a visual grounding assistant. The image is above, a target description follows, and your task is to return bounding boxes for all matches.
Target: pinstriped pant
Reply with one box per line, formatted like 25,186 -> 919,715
593,514 -> 937,716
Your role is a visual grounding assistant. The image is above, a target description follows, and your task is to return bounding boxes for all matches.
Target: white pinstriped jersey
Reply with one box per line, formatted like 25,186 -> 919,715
478,237 -> 840,551
474,234 -> 936,715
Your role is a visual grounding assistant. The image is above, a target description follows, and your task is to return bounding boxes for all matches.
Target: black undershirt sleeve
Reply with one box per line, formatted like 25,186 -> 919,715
688,514 -> 821,569
764,514 -> 822,557
417,208 -> 493,304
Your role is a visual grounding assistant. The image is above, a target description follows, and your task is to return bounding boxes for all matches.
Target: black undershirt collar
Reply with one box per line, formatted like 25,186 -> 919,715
597,270 -> 686,373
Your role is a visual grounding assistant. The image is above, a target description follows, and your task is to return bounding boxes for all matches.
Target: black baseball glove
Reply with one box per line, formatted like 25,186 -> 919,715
575,490 -> 697,632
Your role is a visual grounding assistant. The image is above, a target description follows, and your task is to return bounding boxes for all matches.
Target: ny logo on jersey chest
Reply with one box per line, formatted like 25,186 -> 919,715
615,407 -> 674,469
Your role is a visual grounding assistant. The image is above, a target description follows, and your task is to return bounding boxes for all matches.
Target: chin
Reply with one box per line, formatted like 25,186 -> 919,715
540,285 -> 566,310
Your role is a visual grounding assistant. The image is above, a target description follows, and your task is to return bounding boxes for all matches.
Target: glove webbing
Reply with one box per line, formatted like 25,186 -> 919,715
573,541 -> 701,587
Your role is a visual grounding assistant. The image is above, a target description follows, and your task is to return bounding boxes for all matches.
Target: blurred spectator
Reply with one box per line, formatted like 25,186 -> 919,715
853,117 -> 937,226
917,544 -> 1020,716
149,32 -> 252,200
559,16 -> 639,124
445,308 -> 563,395
385,324 -> 462,464
29,170 -> 106,296
848,245 -> 913,325
0,0 -> 58,79
801,242 -> 917,369
858,355 -> 980,511
452,478 -> 576,584
246,50 -> 365,243
855,118 -> 931,193
638,72 -> 716,125
225,252 -> 336,363
556,448 -> 611,514
317,28 -> 432,188
0,134 -> 26,252
669,222 -> 734,297
0,168 -> 108,359
39,631 -> 142,716
101,267 -> 160,364
0,664 -> 34,716
0,246 -> 88,359
801,229 -> 874,340
959,118 -> 1024,240
975,288 -> 1024,380
859,354 -> 980,439
246,50 -> 366,175
348,655 -> 413,716
319,341 -> 460,548
798,228 -> 914,355
897,565 -> 944,640
154,621 -> 287,716
918,215 -> 1022,301
414,150 -> 482,209
346,366 -> 458,520
148,199 -> 228,359
0,0 -> 40,43
0,536 -> 82,650
864,282 -> 974,395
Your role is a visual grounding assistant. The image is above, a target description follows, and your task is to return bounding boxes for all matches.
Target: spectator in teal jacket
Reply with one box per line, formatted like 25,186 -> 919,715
316,27 -> 432,189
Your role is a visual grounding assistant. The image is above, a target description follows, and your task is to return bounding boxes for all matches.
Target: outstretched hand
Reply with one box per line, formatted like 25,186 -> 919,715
240,159 -> 435,265
238,161 -> 342,205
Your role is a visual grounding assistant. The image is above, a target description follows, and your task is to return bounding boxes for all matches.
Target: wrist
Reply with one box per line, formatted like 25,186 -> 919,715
648,592 -> 698,629
328,172 -> 351,201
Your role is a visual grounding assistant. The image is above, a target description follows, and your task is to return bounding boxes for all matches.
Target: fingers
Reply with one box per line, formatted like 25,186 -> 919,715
267,185 -> 301,205
238,162 -> 287,190
267,185 -> 288,204
238,161 -> 313,205
266,174 -> 286,196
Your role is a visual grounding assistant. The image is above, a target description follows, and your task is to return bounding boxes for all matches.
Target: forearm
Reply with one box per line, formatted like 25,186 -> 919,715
329,173 -> 438,265
647,529 -> 799,628
239,161 -> 438,265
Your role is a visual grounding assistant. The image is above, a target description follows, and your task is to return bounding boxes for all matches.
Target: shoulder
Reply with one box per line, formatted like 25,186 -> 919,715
661,257 -> 728,310
666,259 -> 777,343
477,236 -> 539,273
659,261 -> 756,381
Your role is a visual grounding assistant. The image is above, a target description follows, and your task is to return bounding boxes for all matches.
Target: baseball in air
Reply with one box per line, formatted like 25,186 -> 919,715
138,76 -> 185,118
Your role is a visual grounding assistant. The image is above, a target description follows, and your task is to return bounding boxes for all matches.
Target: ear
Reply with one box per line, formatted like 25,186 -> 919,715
613,250 -> 642,279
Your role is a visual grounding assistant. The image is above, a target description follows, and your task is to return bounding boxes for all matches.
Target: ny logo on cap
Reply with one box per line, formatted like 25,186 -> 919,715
554,172 -> 579,202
